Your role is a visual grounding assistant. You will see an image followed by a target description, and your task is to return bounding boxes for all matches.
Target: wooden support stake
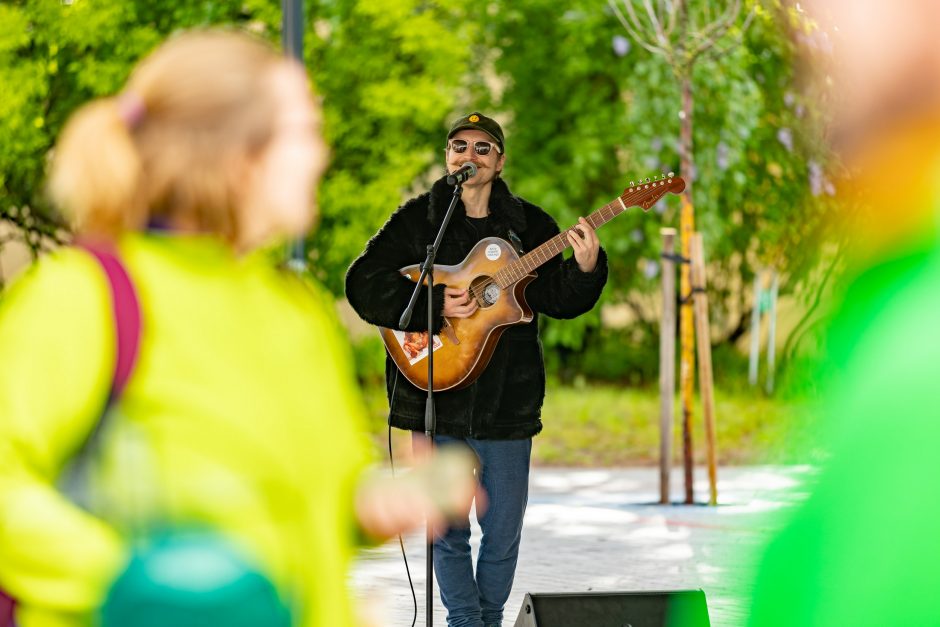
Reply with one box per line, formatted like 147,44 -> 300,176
690,234 -> 718,506
659,228 -> 677,505
679,198 -> 696,505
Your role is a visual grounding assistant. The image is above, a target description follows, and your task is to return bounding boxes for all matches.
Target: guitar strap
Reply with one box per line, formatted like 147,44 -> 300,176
507,228 -> 525,255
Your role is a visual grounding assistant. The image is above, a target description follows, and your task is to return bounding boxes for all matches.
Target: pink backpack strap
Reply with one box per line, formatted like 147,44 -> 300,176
79,241 -> 142,405
0,590 -> 13,627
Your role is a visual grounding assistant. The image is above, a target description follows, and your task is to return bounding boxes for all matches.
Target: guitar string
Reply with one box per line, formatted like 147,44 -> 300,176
454,180 -> 674,306
498,182 -> 669,286
485,187 -> 658,294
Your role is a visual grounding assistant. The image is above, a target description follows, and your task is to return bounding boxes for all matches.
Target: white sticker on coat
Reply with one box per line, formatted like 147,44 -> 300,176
485,244 -> 501,260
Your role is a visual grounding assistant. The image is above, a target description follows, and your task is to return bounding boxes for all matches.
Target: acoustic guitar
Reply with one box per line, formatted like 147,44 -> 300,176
380,173 -> 686,391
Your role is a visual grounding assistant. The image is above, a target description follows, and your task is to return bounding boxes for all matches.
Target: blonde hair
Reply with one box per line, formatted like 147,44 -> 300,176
49,30 -> 284,241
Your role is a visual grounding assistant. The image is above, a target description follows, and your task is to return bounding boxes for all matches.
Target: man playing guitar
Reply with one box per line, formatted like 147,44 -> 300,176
345,112 -> 607,627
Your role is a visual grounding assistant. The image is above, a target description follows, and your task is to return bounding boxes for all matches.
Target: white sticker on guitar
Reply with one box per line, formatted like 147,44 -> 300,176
485,244 -> 501,260
392,330 -> 443,365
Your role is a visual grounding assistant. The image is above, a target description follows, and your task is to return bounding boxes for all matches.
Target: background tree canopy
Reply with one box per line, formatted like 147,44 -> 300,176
0,0 -> 833,384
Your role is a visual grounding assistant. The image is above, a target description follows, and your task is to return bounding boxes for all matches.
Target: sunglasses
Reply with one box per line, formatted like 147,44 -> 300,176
447,139 -> 502,156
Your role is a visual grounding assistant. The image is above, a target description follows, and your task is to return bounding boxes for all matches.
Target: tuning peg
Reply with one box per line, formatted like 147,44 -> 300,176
661,172 -> 666,179
630,181 -> 635,186
645,177 -> 651,183
668,171 -> 675,177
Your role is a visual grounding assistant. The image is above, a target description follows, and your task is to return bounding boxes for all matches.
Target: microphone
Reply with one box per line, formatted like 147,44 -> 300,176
446,162 -> 477,186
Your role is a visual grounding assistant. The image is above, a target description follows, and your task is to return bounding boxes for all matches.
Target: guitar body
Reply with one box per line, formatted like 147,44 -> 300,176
380,237 -> 535,392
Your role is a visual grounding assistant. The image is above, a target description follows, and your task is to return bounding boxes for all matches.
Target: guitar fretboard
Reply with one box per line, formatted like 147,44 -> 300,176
493,179 -> 672,288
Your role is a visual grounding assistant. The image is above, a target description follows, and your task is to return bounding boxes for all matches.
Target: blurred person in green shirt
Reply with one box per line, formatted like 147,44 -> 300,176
0,31 -> 471,627
749,1 -> 940,625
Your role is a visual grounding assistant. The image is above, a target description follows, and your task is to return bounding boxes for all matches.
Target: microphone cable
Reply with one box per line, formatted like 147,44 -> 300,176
386,368 -> 418,627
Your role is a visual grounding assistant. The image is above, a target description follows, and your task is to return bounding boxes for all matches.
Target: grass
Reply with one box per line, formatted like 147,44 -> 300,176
360,380 -> 822,467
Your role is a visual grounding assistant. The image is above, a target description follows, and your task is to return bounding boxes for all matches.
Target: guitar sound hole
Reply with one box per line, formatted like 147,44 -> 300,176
483,283 -> 500,306
470,275 -> 500,308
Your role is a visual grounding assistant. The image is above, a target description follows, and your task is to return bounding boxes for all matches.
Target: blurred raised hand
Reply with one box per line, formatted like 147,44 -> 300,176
354,446 -> 483,540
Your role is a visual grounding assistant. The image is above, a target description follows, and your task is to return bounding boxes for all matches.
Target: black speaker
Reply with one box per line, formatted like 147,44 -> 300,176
512,589 -> 710,627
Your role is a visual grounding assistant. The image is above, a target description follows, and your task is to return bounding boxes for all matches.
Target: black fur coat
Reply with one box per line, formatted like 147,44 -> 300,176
345,176 -> 608,439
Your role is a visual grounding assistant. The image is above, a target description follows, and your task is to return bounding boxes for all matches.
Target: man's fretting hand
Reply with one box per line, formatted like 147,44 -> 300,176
568,216 -> 600,273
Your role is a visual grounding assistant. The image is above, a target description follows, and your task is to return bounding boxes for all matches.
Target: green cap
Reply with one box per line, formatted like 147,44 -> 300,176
447,112 -> 505,153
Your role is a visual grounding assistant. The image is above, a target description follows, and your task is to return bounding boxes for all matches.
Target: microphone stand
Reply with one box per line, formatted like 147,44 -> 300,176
281,0 -> 308,273
399,180 -> 465,627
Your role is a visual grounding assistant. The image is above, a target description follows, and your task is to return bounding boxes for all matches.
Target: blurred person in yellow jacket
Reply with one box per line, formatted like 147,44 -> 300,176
748,1 -> 940,625
0,30 -> 471,627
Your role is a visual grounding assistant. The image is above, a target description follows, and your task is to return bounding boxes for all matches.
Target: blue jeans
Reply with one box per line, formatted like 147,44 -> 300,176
426,435 -> 532,627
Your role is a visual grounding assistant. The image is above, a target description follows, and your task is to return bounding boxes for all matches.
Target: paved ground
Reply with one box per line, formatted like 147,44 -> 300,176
351,465 -> 813,626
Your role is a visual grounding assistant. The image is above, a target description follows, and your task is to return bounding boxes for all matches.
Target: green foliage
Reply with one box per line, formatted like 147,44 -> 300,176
307,0 -> 476,293
534,382 -> 823,466
480,1 -> 640,349
0,1 -> 834,386
543,325 -> 660,386
0,0 -> 477,291
357,378 -> 823,466
0,0 -> 280,278
476,0 -> 834,356
350,333 -> 387,387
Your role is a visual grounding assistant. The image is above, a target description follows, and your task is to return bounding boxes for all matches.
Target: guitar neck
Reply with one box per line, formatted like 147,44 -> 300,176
493,197 -> 626,289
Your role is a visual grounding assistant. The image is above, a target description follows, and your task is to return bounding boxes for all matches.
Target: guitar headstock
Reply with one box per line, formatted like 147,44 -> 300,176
620,172 -> 686,211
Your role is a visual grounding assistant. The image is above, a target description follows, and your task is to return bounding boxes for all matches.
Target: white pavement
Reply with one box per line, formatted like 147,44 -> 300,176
351,466 -> 813,627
